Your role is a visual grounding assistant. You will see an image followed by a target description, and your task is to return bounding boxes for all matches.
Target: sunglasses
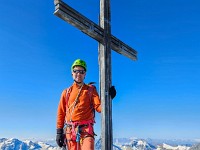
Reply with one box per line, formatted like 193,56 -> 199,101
73,70 -> 86,74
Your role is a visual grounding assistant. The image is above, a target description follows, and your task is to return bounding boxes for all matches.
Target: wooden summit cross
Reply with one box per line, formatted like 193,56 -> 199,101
54,0 -> 137,149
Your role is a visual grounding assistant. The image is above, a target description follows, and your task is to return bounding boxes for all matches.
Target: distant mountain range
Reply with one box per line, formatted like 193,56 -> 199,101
0,137 -> 200,150
0,138 -> 57,150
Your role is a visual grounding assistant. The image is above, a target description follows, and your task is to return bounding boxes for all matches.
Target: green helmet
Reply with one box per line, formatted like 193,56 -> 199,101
71,59 -> 87,71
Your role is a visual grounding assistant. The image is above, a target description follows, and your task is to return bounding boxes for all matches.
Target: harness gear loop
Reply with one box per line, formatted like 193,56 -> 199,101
76,125 -> 81,142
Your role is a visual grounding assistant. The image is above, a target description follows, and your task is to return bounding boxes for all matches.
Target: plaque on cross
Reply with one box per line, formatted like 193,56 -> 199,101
54,0 -> 138,149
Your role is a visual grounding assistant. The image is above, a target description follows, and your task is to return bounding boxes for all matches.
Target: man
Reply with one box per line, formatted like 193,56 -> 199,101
56,59 -> 116,150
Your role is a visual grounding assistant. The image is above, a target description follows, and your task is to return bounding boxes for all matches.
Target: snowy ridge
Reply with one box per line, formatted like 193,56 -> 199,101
95,138 -> 122,150
0,137 -> 199,150
0,138 -> 58,150
157,143 -> 190,150
120,139 -> 156,150
131,139 -> 156,150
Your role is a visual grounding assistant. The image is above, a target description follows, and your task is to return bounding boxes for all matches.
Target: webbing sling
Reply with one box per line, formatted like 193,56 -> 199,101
65,83 -> 96,120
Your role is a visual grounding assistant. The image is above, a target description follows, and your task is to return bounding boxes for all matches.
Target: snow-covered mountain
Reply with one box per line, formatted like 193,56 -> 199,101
130,139 -> 157,150
95,138 -> 122,150
157,143 -> 190,150
115,139 -> 156,150
0,137 -> 198,150
0,138 -> 58,150
146,138 -> 196,147
96,138 -> 191,150
189,143 -> 200,150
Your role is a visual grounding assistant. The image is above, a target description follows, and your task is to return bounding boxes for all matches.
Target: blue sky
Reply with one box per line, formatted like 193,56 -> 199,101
0,0 -> 200,140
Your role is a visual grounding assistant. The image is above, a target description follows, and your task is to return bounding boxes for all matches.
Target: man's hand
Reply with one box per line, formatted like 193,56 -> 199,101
109,86 -> 116,99
56,128 -> 64,147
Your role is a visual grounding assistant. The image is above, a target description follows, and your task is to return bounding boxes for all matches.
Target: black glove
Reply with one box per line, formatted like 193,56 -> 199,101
56,128 -> 64,147
109,86 -> 116,99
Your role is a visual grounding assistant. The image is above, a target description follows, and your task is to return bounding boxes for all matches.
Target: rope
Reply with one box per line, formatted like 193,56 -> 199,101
69,84 -> 84,122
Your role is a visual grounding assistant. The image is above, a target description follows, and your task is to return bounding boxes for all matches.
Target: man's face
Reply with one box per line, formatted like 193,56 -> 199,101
72,66 -> 86,83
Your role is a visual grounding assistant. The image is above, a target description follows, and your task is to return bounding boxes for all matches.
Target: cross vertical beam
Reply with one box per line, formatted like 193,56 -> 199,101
98,0 -> 112,150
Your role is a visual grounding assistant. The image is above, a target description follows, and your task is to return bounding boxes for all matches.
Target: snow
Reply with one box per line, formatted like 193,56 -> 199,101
161,143 -> 190,150
0,137 -> 196,150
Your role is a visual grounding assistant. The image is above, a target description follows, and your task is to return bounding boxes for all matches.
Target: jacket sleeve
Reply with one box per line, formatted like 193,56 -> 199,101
92,88 -> 101,113
56,90 -> 66,129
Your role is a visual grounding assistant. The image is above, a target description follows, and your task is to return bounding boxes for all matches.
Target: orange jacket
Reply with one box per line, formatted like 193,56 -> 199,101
57,83 -> 101,129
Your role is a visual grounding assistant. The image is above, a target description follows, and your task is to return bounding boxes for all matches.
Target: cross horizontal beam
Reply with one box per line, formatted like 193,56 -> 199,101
54,0 -> 137,60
